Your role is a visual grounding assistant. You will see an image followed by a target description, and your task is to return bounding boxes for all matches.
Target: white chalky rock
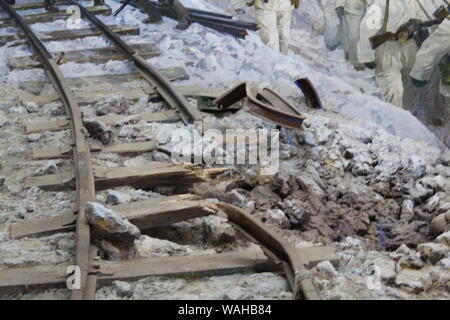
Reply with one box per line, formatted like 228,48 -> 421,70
316,260 -> 338,278
25,102 -> 39,113
395,269 -> 429,292
85,202 -> 140,241
134,235 -> 192,258
435,231 -> 450,247
425,194 -> 440,213
105,190 -> 132,205
417,243 -> 449,264
264,209 -> 290,229
113,281 -> 133,298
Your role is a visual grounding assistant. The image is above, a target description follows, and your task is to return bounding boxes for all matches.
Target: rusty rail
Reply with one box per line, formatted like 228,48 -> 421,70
0,1 -> 324,301
66,0 -> 201,124
213,82 -> 307,130
0,0 -> 97,300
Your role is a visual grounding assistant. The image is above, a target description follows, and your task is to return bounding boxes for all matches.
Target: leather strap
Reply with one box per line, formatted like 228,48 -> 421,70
415,0 -> 432,20
381,0 -> 390,33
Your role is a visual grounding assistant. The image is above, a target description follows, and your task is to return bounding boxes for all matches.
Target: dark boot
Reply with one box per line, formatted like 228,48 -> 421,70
7,0 -> 15,5
136,0 -> 163,24
169,0 -> 191,30
44,0 -> 59,12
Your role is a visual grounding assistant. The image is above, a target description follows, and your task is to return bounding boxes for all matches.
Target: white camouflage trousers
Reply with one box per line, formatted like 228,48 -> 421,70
341,12 -> 364,66
255,8 -> 293,54
375,39 -> 418,108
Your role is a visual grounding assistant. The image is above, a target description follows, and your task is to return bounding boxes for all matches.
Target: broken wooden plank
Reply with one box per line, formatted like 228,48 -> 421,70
116,197 -> 217,230
11,195 -> 197,238
93,163 -> 207,190
9,194 -> 212,238
0,24 -> 140,47
0,5 -> 111,28
23,163 -> 226,190
8,43 -> 160,69
18,67 -> 189,95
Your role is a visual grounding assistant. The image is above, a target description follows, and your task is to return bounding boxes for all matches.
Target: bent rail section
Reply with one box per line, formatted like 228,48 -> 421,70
0,0 -> 96,300
67,0 -> 201,124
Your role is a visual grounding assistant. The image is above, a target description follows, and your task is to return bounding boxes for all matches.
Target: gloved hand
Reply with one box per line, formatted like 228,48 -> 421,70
365,62 -> 376,70
414,27 -> 430,48
411,77 -> 428,87
335,6 -> 344,20
291,0 -> 300,9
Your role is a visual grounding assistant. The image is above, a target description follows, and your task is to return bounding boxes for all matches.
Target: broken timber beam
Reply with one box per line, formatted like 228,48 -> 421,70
0,5 -> 112,28
0,24 -> 140,47
93,164 -> 226,190
10,195 -> 216,238
23,163 -> 228,190
7,43 -> 160,69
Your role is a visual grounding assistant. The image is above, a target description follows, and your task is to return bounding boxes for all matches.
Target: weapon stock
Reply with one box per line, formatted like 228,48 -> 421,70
369,5 -> 448,50
369,31 -> 396,50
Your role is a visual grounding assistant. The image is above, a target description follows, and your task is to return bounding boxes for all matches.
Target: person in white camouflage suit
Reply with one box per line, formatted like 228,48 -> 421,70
410,17 -> 450,112
243,0 -> 300,54
335,0 -> 374,69
321,0 -> 342,50
358,0 -> 446,108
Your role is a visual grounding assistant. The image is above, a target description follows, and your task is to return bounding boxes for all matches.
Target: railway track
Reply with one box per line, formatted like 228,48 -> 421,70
0,0 -> 330,300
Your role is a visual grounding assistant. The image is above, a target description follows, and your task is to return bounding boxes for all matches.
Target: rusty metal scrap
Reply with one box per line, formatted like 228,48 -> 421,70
213,82 -> 307,130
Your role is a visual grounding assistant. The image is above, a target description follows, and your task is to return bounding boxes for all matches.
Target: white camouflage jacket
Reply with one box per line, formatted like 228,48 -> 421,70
358,0 -> 445,63
411,18 -> 450,97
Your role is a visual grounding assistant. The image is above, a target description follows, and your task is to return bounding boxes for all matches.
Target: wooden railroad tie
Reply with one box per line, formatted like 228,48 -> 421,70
23,162 -> 228,190
0,246 -> 338,294
8,43 -> 161,69
0,24 -> 140,47
10,194 -> 216,238
0,5 -> 112,28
